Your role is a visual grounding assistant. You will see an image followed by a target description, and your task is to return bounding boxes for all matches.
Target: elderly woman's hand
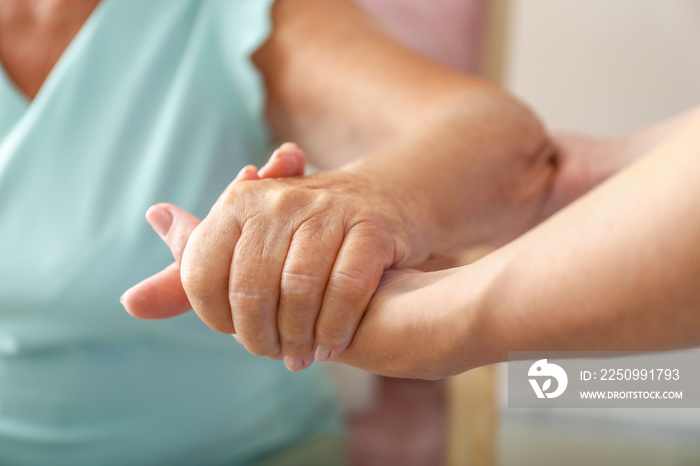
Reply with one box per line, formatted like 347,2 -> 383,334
186,174 -> 419,370
123,0 -> 566,372
124,143 -> 422,371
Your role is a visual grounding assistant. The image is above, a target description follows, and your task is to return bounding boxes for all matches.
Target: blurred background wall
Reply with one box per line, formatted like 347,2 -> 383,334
506,0 -> 700,136
501,1 -> 700,464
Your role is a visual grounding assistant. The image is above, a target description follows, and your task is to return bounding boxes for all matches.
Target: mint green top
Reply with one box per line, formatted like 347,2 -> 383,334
0,1 -> 341,464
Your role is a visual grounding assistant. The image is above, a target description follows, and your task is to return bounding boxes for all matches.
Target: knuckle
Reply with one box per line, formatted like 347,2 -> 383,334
221,184 -> 238,203
180,266 -> 214,300
268,186 -> 299,212
280,270 -> 324,303
327,268 -> 374,300
351,223 -> 391,252
354,207 -> 385,227
316,326 -> 351,352
178,267 -> 199,292
218,184 -> 246,212
295,217 -> 344,251
228,289 -> 275,315
312,190 -> 335,211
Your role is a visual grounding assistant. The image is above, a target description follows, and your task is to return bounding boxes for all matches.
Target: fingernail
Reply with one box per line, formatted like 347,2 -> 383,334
232,165 -> 260,184
270,148 -> 283,160
284,355 -> 309,372
268,353 -> 284,361
270,142 -> 297,160
278,143 -> 301,168
145,205 -> 173,239
268,148 -> 289,165
314,345 -> 333,362
120,288 -> 135,315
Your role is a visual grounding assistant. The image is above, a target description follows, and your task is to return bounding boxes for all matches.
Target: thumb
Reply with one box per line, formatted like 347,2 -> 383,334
145,203 -> 201,263
122,262 -> 191,319
122,204 -> 200,320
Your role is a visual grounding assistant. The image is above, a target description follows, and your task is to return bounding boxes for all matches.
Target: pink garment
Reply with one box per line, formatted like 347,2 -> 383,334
353,0 -> 486,73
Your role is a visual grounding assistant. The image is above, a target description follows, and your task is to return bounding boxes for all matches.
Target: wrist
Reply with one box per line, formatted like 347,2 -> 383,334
442,261 -> 507,375
336,160 -> 435,265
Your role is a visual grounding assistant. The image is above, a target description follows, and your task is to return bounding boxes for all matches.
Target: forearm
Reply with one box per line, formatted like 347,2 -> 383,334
256,0 -> 489,166
598,105 -> 700,179
256,0 -> 547,167
256,0 -> 556,260
457,113 -> 700,371
536,105 -> 700,223
336,89 -> 555,262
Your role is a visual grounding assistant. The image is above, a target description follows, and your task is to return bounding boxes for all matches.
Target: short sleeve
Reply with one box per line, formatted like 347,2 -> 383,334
214,0 -> 276,126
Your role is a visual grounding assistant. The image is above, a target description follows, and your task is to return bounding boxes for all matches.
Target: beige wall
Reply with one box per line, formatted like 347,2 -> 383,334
506,0 -> 700,136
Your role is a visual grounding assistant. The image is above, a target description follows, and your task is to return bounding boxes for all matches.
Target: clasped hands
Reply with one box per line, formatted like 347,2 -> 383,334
122,143 -> 434,374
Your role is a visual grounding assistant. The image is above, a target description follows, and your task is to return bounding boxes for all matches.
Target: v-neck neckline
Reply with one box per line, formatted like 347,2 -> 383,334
0,0 -> 109,111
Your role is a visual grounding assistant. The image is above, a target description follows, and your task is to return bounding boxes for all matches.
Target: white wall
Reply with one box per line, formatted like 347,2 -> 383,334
506,0 -> 700,136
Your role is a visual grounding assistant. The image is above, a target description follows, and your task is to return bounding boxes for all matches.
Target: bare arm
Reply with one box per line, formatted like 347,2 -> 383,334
257,0 -> 512,168
481,112 -> 700,356
125,1 -> 700,373
254,0 -> 555,255
543,105 -> 700,218
123,0 -> 556,369
337,111 -> 700,378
